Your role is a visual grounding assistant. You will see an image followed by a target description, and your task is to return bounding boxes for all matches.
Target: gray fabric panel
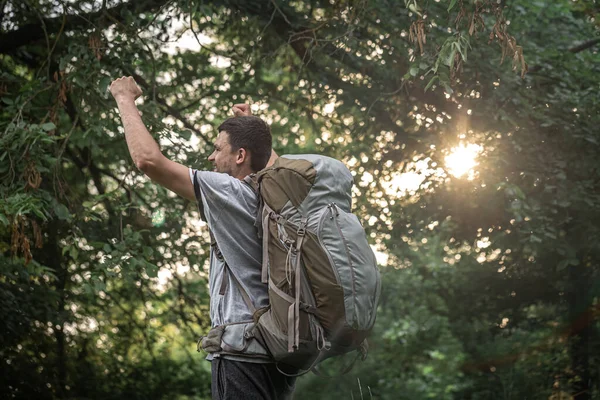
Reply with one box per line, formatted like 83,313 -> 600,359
368,267 -> 382,327
278,200 -> 301,225
317,206 -> 355,324
281,154 -> 353,214
335,210 -> 380,329
317,205 -> 381,329
306,207 -> 328,236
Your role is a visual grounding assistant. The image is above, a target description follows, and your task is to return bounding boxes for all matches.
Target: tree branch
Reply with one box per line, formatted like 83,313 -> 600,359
568,38 -> 600,54
528,38 -> 600,73
0,0 -> 169,54
95,166 -> 154,210
126,71 -> 212,145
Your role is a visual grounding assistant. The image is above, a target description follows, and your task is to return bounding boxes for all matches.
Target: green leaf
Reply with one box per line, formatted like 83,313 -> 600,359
425,76 -> 438,91
455,41 -> 468,62
442,82 -> 453,94
0,214 -> 8,226
2,97 -> 14,105
448,0 -> 458,12
530,234 -> 542,243
54,203 -> 70,220
94,279 -> 106,292
99,76 -> 112,92
41,122 -> 56,131
32,208 -> 47,220
145,262 -> 158,278
410,67 -> 419,77
178,130 -> 192,141
143,247 -> 154,258
408,3 -> 421,16
445,48 -> 457,68
59,57 -> 68,70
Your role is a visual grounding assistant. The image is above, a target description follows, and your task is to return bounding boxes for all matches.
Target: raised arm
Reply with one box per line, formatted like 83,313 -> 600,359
109,76 -> 195,201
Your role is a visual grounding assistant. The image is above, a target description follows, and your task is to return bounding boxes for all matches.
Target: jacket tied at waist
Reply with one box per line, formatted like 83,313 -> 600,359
197,321 -> 272,360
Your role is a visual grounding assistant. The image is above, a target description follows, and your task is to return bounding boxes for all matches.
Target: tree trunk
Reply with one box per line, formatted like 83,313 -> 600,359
40,219 -> 68,398
568,262 -> 592,400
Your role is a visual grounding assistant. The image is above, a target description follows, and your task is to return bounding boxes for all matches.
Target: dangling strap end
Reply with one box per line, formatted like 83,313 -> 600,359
287,303 -> 296,353
261,209 -> 270,284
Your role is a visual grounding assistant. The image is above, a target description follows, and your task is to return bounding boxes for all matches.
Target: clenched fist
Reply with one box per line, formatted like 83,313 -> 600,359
232,103 -> 252,117
109,76 -> 142,102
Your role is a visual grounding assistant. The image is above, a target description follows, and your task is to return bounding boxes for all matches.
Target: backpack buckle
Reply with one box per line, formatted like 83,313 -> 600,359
297,218 -> 308,237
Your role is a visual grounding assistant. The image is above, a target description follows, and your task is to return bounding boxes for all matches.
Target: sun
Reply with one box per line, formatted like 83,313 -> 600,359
445,143 -> 482,179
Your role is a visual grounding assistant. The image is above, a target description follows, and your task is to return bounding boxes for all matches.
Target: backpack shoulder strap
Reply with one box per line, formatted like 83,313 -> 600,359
243,173 -> 266,252
223,266 -> 256,314
242,174 -> 258,193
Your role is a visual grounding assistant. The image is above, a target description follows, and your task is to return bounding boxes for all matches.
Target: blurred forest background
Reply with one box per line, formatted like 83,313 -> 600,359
1,0 -> 599,399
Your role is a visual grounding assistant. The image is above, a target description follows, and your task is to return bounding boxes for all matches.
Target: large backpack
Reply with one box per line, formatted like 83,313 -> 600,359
251,154 -> 381,374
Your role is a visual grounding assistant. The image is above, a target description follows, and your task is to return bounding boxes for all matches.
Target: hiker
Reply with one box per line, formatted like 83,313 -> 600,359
109,76 -> 295,399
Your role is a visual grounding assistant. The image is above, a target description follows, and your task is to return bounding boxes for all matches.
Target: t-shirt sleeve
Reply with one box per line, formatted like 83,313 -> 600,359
190,169 -> 242,229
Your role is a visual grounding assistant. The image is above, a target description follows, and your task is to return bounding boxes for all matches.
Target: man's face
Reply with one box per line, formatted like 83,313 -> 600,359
208,131 -> 238,176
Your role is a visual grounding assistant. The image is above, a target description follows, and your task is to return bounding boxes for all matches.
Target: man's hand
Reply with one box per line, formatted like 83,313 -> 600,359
109,76 -> 143,102
232,103 -> 252,117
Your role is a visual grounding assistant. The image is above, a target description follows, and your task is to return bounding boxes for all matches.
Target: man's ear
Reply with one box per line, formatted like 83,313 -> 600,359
236,148 -> 248,165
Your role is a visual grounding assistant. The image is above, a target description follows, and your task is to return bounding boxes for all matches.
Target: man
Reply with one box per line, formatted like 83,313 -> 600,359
109,76 -> 294,399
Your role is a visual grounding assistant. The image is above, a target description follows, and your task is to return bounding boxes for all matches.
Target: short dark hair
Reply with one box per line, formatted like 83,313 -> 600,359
218,116 -> 272,172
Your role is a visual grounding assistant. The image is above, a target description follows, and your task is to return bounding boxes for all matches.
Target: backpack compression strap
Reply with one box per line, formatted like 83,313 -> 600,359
260,204 -> 273,284
260,202 -> 310,352
290,217 -> 308,352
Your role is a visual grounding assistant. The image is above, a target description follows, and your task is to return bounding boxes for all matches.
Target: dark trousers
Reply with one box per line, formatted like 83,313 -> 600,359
211,358 -> 296,400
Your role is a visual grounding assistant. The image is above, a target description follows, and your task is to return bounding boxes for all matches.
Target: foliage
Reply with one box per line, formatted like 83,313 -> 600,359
1,0 -> 599,399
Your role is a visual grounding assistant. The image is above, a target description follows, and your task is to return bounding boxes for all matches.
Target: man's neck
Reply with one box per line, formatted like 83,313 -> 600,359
233,166 -> 254,180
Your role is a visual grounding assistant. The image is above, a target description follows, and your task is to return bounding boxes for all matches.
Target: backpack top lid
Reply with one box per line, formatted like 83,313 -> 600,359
257,154 -> 354,216
281,154 -> 354,214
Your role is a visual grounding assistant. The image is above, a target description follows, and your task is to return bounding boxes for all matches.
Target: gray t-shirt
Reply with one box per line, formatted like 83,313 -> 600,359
189,168 -> 270,361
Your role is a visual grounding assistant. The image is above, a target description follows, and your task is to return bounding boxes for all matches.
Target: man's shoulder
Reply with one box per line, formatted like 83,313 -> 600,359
193,170 -> 247,193
193,170 -> 255,188
194,169 -> 236,183
195,170 -> 258,210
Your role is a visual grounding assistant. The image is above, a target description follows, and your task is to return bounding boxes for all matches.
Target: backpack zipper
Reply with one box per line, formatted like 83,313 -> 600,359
329,203 -> 358,325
